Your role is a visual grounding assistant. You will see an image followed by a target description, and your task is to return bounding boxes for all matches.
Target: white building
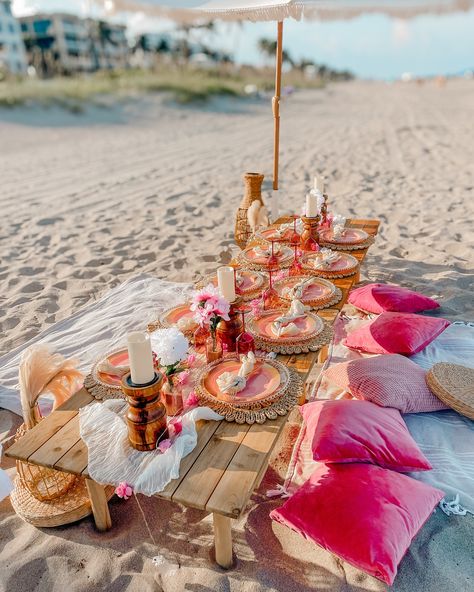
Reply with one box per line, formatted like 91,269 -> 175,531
19,13 -> 129,76
0,1 -> 27,74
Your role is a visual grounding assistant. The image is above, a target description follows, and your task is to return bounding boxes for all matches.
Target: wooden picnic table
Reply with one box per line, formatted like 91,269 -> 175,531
6,218 -> 380,569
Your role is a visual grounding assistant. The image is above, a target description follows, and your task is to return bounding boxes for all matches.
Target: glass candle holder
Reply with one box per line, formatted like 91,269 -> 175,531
206,332 -> 223,363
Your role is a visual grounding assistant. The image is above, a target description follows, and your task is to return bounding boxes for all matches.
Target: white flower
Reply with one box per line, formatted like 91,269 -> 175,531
332,214 -> 346,228
150,327 -> 189,367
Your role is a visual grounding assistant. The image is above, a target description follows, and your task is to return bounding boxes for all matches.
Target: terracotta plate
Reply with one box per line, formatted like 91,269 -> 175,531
319,227 -> 369,245
95,349 -> 129,388
250,309 -> 324,342
202,358 -> 282,404
274,275 -> 336,306
257,227 -> 294,243
160,303 -> 197,331
198,269 -> 265,295
301,252 -> 359,274
241,244 -> 293,266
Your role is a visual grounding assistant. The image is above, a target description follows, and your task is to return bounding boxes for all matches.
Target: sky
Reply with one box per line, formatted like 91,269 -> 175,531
11,1 -> 474,79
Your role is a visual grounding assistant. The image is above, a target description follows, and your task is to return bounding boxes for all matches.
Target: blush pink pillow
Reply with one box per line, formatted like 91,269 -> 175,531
270,463 -> 444,585
343,312 -> 450,355
300,400 -> 432,471
323,354 -> 449,413
349,283 -> 440,314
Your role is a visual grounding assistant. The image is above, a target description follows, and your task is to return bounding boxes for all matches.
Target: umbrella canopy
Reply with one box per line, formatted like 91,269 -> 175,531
100,0 -> 474,189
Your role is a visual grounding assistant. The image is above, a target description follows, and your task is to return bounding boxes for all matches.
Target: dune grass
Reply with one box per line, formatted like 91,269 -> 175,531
0,65 -> 325,111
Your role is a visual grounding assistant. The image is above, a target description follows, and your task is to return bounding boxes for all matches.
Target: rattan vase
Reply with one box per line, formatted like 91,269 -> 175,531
235,172 -> 265,249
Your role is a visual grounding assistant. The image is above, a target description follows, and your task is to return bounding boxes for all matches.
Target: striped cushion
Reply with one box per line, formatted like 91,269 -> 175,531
323,354 -> 448,413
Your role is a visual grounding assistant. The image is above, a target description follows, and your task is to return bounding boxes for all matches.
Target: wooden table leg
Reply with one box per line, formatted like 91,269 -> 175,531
318,344 -> 329,364
213,513 -> 233,569
86,479 -> 112,531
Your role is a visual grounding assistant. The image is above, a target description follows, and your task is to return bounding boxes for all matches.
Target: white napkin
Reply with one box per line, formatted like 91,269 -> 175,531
271,299 -> 308,337
311,248 -> 341,269
97,360 -> 129,377
216,352 -> 256,396
176,316 -> 197,332
254,243 -> 281,258
282,277 -> 314,300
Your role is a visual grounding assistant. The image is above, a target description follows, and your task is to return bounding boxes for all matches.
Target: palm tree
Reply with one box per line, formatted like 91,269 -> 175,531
258,38 -> 293,66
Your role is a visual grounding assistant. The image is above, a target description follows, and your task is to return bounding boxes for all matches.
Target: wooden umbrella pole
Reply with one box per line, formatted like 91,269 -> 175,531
272,20 -> 283,191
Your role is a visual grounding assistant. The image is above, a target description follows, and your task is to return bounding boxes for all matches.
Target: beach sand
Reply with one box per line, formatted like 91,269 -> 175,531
0,80 -> 473,591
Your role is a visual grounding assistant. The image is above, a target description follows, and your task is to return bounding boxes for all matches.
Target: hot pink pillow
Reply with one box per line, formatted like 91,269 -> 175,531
343,312 -> 450,355
270,463 -> 444,585
323,354 -> 448,413
349,283 -> 440,314
300,400 -> 432,471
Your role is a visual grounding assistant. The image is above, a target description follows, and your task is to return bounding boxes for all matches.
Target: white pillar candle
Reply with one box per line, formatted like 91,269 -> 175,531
127,332 -> 155,385
217,266 -> 236,303
306,193 -> 318,218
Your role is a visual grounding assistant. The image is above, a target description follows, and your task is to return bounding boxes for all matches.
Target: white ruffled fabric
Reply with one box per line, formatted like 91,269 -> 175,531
79,399 -> 223,496
0,274 -> 192,417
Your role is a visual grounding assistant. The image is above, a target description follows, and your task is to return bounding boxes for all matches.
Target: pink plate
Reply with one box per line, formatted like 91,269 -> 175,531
203,359 -> 281,403
160,304 -> 196,329
96,349 -> 129,387
319,227 -> 369,245
274,276 -> 336,304
243,245 -> 293,266
302,252 -> 359,273
251,310 -> 324,341
201,270 -> 264,294
258,227 -> 293,242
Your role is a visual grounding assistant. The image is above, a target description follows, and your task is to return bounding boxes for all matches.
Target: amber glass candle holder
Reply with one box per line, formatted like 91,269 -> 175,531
206,332 -> 223,363
300,215 -> 320,252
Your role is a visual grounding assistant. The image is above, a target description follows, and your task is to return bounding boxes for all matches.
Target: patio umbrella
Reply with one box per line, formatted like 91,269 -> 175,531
101,0 -> 474,189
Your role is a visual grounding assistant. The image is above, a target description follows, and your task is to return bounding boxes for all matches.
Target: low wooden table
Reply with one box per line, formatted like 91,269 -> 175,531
6,218 -> 380,568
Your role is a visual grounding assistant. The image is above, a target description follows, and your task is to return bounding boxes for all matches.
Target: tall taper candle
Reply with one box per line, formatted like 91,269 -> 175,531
127,332 -> 155,385
217,266 -> 236,302
306,193 -> 318,218
314,176 -> 325,192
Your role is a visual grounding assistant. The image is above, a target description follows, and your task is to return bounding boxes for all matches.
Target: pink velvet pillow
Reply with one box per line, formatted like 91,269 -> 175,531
300,400 -> 432,471
270,463 -> 444,585
343,312 -> 450,355
323,354 -> 449,413
349,283 -> 440,314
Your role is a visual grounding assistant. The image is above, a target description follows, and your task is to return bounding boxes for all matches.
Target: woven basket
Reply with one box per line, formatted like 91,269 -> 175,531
426,362 -> 474,420
235,172 -> 265,249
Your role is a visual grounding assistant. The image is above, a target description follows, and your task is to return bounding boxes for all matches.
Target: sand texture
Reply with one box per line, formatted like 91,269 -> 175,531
1,80 -> 473,591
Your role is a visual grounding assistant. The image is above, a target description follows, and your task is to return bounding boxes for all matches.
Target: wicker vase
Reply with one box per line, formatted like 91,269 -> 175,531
235,172 -> 265,249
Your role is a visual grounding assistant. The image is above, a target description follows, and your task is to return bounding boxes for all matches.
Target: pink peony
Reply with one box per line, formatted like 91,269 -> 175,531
115,482 -> 133,500
168,420 -> 183,438
158,439 -> 172,453
184,391 -> 199,409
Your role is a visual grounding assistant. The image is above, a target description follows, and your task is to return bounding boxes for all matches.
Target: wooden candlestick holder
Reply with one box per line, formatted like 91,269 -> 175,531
216,296 -> 244,353
121,372 -> 169,451
300,215 -> 320,251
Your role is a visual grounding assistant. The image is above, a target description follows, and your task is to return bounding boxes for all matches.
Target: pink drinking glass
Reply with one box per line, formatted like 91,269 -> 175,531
267,238 -> 280,269
262,267 -> 281,310
289,243 -> 303,276
290,215 -> 300,246
235,307 -> 255,356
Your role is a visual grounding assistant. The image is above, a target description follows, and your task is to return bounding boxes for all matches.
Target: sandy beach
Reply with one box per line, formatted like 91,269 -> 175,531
0,79 -> 473,591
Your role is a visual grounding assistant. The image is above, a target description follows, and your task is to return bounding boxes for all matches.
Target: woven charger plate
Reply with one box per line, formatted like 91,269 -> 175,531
248,309 -> 333,354
195,355 -> 303,424
319,235 -> 375,251
300,252 -> 359,279
426,363 -> 474,420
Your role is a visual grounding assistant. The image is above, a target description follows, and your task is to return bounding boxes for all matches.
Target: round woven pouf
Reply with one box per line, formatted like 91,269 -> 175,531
10,477 -> 115,528
426,363 -> 474,420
